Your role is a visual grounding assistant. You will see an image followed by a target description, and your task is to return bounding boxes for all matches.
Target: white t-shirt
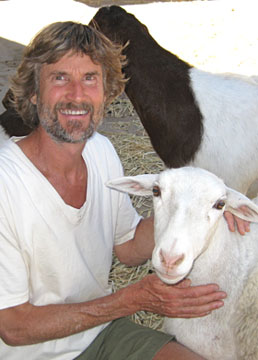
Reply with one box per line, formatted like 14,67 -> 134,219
0,133 -> 141,360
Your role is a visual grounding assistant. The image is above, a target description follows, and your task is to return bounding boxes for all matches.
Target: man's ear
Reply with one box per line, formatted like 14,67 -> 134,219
30,94 -> 37,105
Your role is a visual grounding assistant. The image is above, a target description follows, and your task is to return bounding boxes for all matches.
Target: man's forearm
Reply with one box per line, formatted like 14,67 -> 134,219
0,286 -> 139,346
0,273 -> 227,347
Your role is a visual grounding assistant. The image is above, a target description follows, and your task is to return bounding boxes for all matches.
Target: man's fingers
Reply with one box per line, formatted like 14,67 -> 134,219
224,210 -> 250,235
235,216 -> 250,235
224,211 -> 235,232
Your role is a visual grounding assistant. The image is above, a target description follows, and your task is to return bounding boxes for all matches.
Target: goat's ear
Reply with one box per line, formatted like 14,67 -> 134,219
106,174 -> 158,196
225,186 -> 258,222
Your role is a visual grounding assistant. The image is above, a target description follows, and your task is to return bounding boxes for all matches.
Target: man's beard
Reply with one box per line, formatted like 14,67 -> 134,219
37,101 -> 104,144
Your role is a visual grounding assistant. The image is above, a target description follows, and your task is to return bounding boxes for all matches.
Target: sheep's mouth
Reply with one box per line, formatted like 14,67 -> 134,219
155,269 -> 184,285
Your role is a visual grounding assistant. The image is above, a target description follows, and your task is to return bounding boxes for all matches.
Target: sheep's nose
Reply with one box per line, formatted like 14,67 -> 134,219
159,249 -> 184,271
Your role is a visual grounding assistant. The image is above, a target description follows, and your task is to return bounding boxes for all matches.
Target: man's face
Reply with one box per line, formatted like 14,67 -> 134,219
31,51 -> 105,143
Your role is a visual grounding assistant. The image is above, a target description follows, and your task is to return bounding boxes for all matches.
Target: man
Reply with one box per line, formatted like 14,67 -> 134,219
0,21 -> 247,360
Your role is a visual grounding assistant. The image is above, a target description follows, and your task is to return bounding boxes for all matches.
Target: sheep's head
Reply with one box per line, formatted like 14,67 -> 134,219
107,167 -> 258,285
150,168 -> 229,285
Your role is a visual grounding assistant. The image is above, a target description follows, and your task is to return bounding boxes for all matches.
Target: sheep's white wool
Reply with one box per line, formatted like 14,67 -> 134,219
234,265 -> 258,360
107,167 -> 258,360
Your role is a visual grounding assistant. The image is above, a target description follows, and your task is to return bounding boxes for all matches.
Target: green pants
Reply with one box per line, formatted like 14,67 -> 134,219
74,317 -> 174,360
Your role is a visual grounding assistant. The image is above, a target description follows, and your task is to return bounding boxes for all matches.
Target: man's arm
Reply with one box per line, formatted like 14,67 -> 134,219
115,217 -> 154,266
0,275 -> 225,346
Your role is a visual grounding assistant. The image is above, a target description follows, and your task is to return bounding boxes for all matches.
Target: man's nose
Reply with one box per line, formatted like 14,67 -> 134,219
66,81 -> 88,103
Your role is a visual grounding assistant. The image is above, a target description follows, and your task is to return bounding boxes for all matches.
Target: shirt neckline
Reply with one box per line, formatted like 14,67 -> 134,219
9,137 -> 90,223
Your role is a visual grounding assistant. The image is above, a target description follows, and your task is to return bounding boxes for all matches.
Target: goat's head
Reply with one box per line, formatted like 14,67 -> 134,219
89,6 -> 150,46
107,167 -> 258,284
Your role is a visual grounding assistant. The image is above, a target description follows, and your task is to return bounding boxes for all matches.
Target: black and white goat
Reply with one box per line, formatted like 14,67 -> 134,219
91,6 -> 258,196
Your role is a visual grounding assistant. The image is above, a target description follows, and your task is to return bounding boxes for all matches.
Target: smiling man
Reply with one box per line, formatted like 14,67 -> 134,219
32,52 -> 105,144
0,21 -> 231,360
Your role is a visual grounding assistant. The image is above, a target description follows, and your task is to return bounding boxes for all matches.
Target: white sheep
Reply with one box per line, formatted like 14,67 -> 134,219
107,166 -> 258,360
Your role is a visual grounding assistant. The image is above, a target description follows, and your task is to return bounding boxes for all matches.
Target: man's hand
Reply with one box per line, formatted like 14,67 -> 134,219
224,209 -> 250,235
130,274 -> 226,319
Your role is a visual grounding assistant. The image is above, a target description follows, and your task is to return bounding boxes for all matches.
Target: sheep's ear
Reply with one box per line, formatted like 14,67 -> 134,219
225,186 -> 258,222
106,174 -> 158,196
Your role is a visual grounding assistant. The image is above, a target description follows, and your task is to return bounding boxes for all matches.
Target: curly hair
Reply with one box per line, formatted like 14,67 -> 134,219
11,21 -> 127,129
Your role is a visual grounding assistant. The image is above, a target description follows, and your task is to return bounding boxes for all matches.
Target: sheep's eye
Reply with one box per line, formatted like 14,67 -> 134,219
152,185 -> 161,197
213,200 -> 225,210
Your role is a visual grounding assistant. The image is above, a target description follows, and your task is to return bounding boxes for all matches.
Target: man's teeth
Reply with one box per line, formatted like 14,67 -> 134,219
60,109 -> 88,115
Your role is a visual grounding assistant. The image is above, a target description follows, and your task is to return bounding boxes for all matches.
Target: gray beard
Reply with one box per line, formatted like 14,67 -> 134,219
37,102 -> 103,144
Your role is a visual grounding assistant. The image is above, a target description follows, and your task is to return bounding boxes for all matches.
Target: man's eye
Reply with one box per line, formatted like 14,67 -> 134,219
84,74 -> 97,84
56,75 -> 65,81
